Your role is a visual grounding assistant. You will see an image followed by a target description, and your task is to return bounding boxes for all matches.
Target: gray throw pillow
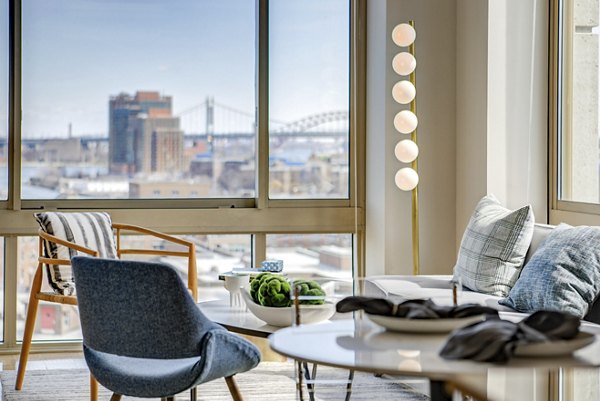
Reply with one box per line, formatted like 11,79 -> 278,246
500,224 -> 600,318
452,195 -> 534,297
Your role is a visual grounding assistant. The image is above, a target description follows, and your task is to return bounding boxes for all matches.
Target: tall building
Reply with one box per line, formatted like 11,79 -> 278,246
108,91 -> 180,175
130,109 -> 184,174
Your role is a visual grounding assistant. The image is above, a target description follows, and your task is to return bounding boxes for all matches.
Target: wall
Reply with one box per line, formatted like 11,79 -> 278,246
366,0 -> 549,274
489,0 -> 549,223
456,0 -> 549,240
366,0 -> 457,275
456,0 -> 490,245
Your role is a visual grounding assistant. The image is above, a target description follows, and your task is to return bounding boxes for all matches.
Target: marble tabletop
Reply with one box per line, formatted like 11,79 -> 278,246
198,299 -> 281,338
201,299 -> 600,400
268,314 -> 600,380
198,298 -> 353,338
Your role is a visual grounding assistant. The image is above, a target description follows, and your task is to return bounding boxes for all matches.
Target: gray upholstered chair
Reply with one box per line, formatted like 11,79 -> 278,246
17,211 -> 199,396
72,256 -> 261,401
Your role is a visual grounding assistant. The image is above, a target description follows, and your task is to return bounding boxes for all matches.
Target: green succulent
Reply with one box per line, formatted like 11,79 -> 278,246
293,280 -> 326,305
256,275 -> 292,307
250,272 -> 273,301
249,273 -> 327,308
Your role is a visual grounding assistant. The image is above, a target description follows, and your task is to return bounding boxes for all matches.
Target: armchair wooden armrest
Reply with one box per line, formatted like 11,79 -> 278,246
112,223 -> 198,301
34,230 -> 97,302
38,229 -> 99,259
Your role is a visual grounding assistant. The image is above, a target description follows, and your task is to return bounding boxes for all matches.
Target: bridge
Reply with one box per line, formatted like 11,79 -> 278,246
178,97 -> 349,136
4,97 -> 349,147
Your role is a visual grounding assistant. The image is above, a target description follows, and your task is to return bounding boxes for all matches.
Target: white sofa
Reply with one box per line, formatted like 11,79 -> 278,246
366,223 -> 600,324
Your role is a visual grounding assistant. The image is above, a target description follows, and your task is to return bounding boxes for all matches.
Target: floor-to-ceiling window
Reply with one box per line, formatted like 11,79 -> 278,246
551,0 -> 600,223
1,0 -> 8,199
0,0 -> 364,351
21,0 -> 256,201
268,0 -> 349,199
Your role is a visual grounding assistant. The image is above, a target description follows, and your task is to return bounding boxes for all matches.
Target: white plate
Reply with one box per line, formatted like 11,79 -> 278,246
514,332 -> 596,357
366,313 -> 485,334
241,290 -> 335,327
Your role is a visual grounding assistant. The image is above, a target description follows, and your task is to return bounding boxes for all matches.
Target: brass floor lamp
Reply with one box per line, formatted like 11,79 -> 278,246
391,21 -> 420,275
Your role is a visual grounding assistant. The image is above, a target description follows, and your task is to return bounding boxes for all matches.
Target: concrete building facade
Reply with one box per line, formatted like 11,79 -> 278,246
108,91 -> 176,175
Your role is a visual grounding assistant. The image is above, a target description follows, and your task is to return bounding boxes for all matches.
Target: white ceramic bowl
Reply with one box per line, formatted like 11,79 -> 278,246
241,290 -> 335,327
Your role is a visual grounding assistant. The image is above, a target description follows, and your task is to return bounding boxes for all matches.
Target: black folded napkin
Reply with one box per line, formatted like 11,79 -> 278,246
335,296 -> 499,319
440,310 -> 581,363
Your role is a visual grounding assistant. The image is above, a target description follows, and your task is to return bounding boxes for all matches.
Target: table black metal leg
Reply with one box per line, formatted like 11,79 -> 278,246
344,370 -> 355,401
302,362 -> 316,401
299,362 -> 355,401
430,380 -> 452,401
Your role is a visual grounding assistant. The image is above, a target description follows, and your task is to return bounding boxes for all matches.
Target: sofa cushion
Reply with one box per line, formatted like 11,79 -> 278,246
500,224 -> 600,318
525,224 -> 554,265
366,276 -> 515,312
452,195 -> 534,297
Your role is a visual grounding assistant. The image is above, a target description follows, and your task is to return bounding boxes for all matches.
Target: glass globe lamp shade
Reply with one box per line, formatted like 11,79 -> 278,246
394,139 -> 419,163
392,52 -> 416,76
395,167 -> 419,191
392,23 -> 416,47
392,81 -> 416,104
393,110 -> 418,134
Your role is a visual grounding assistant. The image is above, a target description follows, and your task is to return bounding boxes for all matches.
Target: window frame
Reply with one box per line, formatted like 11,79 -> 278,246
0,0 -> 365,351
549,0 -> 600,225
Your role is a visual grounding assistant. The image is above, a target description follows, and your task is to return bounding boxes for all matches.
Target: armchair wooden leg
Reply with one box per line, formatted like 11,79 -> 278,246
109,394 -> 122,401
225,376 -> 244,401
190,387 -> 197,401
15,264 -> 43,390
90,374 -> 98,401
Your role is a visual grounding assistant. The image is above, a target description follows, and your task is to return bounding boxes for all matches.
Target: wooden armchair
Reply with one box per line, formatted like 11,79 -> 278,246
15,219 -> 198,401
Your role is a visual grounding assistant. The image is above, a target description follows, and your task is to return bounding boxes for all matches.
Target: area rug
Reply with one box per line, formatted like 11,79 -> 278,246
1,362 -> 429,401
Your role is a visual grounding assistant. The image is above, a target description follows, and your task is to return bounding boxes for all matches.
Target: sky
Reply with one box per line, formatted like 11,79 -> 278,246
0,0 -> 349,138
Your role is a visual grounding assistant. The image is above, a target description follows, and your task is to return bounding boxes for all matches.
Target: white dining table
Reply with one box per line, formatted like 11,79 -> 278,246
269,313 -> 600,401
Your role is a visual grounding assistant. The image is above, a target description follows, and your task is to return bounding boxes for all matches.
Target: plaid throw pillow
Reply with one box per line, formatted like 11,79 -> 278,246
452,195 -> 534,297
35,212 -> 117,296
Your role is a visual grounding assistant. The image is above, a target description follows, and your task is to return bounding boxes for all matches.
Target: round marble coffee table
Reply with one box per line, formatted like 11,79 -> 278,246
269,316 -> 600,401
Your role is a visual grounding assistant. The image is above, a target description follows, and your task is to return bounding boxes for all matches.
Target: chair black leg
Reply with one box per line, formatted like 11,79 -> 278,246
190,387 -> 197,401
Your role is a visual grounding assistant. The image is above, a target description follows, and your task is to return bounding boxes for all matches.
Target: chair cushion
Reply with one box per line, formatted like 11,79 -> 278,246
500,224 -> 600,318
84,346 -> 203,398
35,212 -> 117,295
84,328 -> 261,398
452,195 -> 534,297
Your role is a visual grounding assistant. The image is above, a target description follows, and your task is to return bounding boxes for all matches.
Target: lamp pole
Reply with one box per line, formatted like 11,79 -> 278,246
408,20 -> 419,276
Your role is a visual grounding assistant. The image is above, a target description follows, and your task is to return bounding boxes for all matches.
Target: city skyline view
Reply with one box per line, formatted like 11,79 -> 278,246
0,0 -> 351,201
13,0 -> 349,138
15,88 -> 350,200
